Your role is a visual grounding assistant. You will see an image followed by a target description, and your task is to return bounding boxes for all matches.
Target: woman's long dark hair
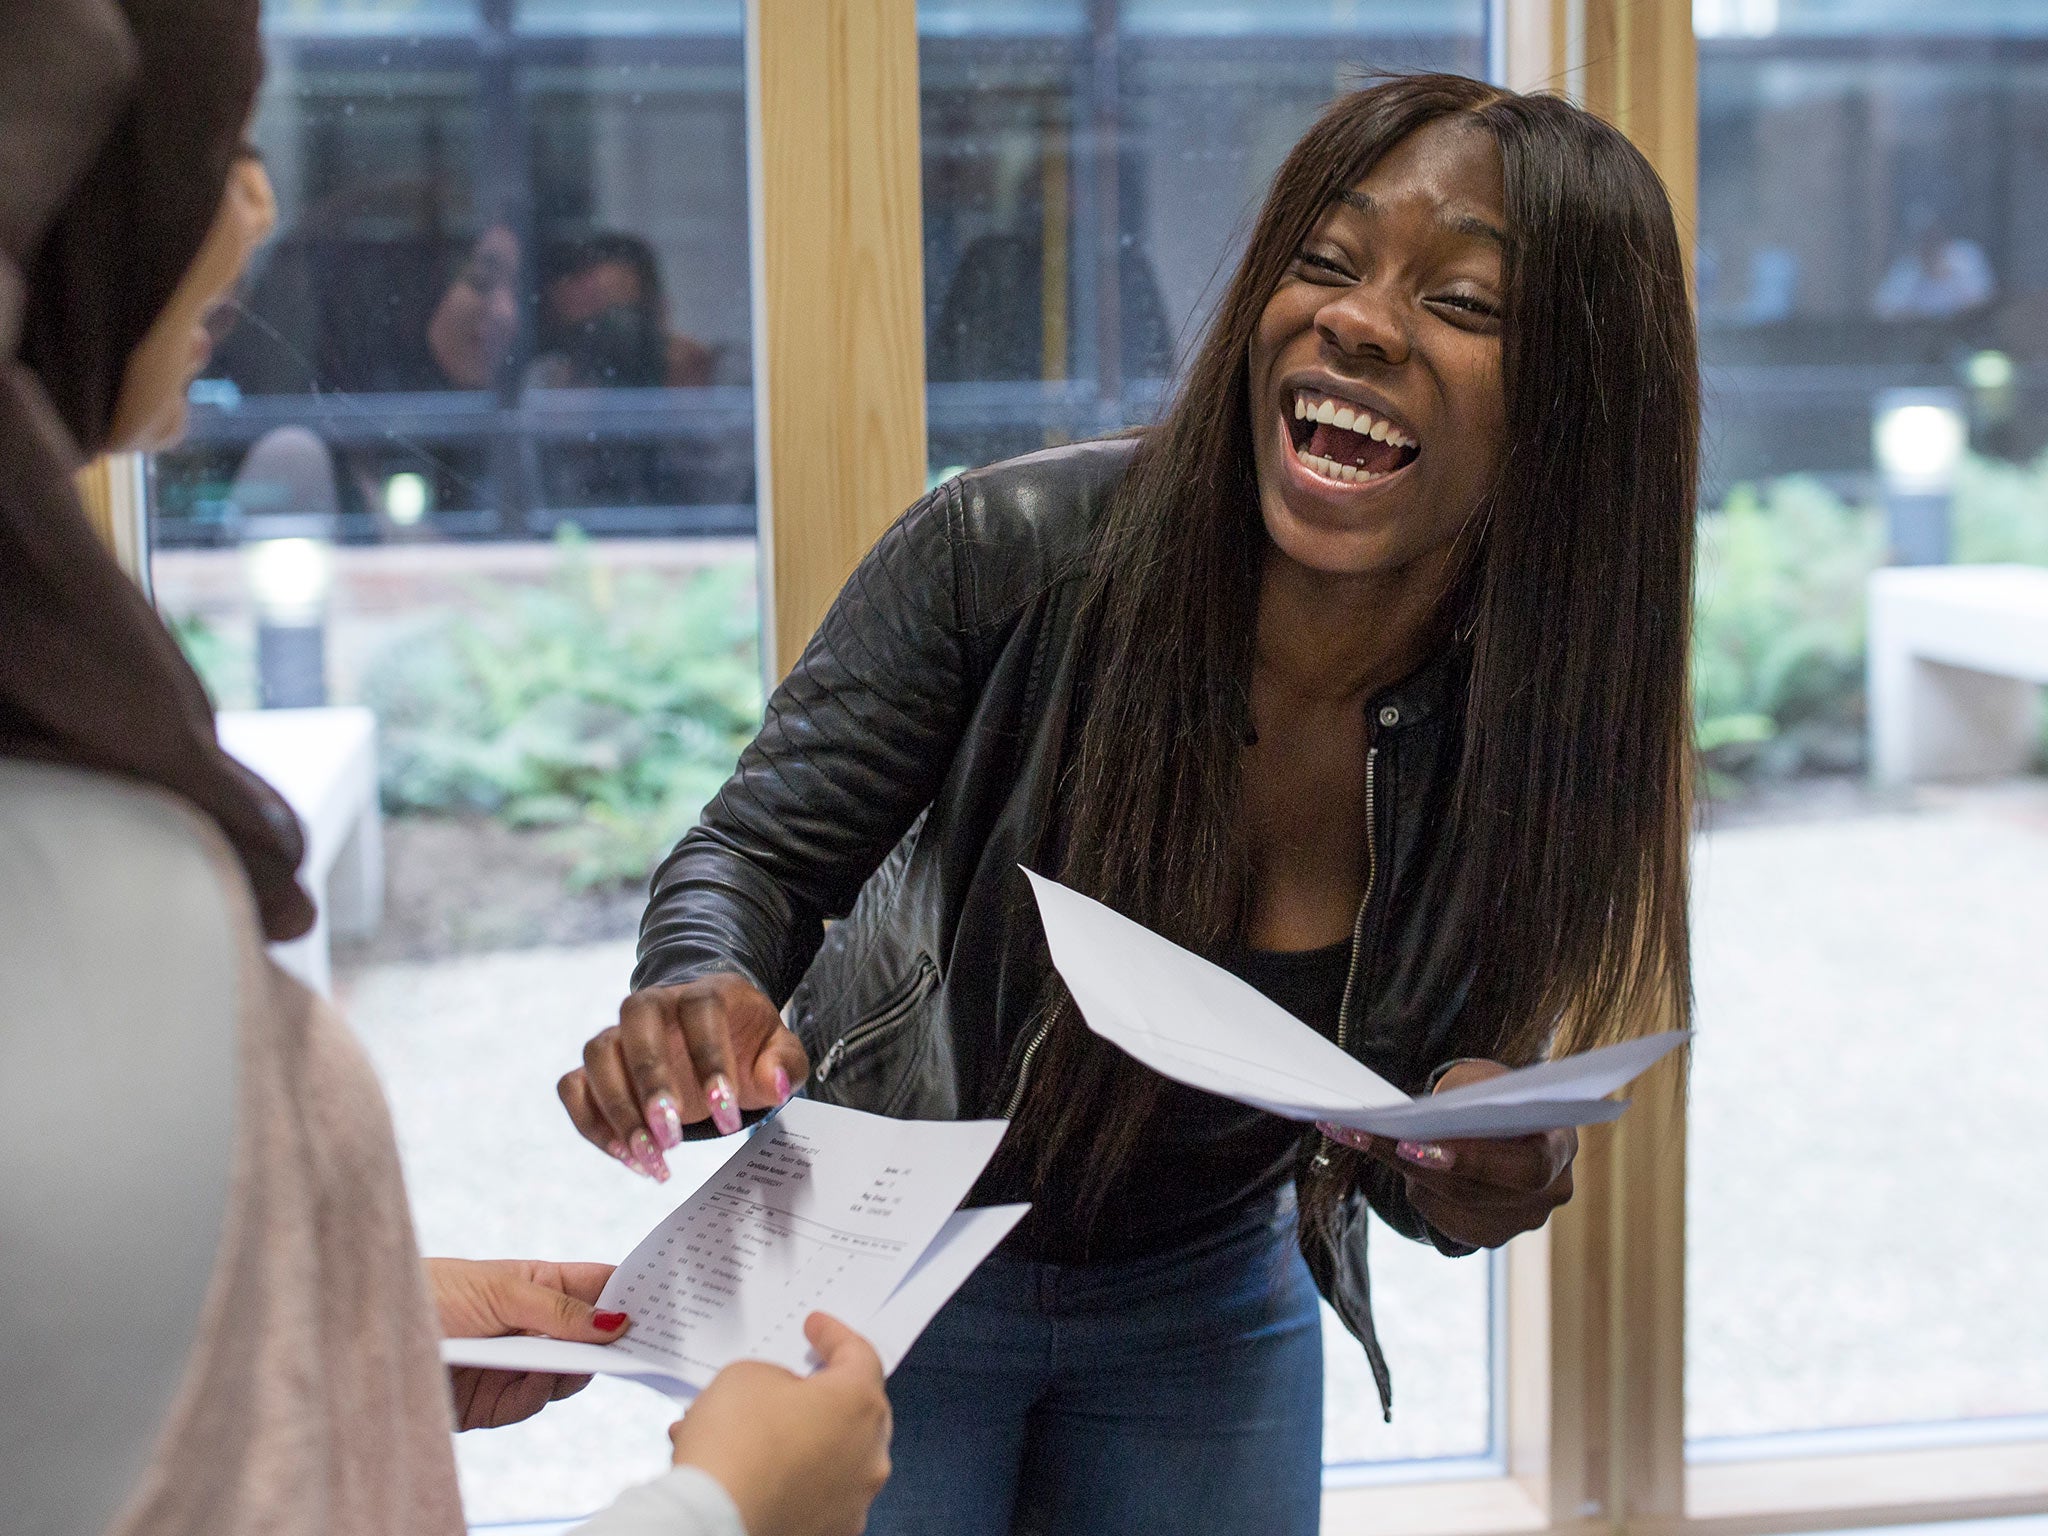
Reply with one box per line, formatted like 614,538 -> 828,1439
1003,74 -> 1699,1243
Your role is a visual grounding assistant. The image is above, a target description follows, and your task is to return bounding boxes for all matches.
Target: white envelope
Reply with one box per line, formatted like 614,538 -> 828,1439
1025,868 -> 1686,1139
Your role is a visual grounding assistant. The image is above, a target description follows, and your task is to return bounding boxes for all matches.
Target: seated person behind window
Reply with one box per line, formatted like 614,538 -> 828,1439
527,231 -> 717,390
426,222 -> 522,390
0,7 -> 890,1536
1874,205 -> 1995,322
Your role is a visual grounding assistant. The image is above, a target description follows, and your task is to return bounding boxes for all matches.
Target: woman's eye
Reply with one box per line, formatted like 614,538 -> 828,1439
1432,293 -> 1502,321
1292,249 -> 1353,283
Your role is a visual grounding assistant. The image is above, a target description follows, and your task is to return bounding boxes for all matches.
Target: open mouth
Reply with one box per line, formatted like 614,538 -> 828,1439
1285,387 -> 1421,485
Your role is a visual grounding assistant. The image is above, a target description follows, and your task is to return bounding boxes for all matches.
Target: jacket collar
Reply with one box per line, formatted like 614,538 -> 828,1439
1362,642 -> 1466,734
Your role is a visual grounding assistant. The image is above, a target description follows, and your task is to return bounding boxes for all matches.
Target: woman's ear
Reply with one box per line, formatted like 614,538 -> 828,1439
107,158 -> 278,453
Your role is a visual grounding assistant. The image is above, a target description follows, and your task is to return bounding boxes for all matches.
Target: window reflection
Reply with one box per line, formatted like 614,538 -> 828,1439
158,2 -> 753,548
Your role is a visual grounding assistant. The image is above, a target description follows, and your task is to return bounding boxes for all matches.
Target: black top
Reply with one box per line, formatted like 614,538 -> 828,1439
990,937 -> 1355,1264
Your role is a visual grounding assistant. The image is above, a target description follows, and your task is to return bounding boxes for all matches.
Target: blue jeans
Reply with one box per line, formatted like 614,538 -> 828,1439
867,1195 -> 1324,1536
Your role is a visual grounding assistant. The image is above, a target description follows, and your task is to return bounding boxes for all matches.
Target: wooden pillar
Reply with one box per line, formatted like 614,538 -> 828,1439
1504,2 -> 1699,1530
746,0 -> 929,680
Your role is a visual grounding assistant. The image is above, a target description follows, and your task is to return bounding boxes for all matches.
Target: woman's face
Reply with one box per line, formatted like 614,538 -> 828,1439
1247,117 -> 1509,583
108,157 -> 278,453
427,224 -> 521,389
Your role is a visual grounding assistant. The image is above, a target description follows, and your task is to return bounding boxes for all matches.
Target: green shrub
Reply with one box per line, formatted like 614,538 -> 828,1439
1693,477 -> 1883,783
1694,449 -> 2048,785
363,528 -> 762,888
169,612 -> 255,710
1953,449 -> 2048,565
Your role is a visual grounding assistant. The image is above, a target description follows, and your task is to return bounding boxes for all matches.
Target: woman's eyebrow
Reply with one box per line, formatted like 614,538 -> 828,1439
1336,188 -> 1508,250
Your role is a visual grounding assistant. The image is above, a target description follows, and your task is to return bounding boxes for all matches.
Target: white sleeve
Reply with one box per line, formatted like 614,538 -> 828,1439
0,764 -> 241,1536
567,1466 -> 748,1536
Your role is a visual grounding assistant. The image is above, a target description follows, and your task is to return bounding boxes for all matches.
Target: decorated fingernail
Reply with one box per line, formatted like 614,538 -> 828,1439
629,1128 -> 670,1182
1317,1121 -> 1370,1151
648,1093 -> 684,1151
1396,1139 -> 1455,1169
593,1310 -> 628,1332
706,1075 -> 741,1136
772,1066 -> 793,1106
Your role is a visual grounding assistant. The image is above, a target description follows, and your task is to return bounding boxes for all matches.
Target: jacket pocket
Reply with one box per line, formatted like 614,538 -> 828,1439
811,952 -> 940,1090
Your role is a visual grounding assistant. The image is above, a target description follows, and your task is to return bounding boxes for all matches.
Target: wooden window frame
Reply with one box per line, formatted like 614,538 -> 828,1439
745,3 -> 2048,1533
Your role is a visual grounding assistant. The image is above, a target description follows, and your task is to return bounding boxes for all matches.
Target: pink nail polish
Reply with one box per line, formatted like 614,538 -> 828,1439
706,1075 -> 741,1136
629,1128 -> 670,1182
607,1140 -> 635,1170
648,1093 -> 683,1150
1396,1139 -> 1455,1169
772,1066 -> 793,1106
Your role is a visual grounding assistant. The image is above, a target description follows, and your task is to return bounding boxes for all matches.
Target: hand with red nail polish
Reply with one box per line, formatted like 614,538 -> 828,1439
426,1257 -> 625,1430
558,973 -> 812,1163
1334,1060 -> 1578,1250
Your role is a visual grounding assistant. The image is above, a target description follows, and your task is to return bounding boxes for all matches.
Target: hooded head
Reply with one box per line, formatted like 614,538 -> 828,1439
0,0 -> 315,941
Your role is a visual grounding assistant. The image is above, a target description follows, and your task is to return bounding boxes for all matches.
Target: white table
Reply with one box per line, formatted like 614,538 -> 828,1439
217,706 -> 383,996
1868,565 -> 2048,786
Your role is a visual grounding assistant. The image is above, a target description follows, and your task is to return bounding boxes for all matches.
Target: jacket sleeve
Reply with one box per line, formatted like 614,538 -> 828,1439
634,482 -> 976,1003
1357,1159 -> 1479,1258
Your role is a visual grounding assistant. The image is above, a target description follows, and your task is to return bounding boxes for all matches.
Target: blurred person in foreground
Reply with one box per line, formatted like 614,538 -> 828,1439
0,4 -> 889,1536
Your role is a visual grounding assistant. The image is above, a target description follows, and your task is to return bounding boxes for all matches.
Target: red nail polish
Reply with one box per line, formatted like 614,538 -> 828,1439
593,1310 -> 628,1332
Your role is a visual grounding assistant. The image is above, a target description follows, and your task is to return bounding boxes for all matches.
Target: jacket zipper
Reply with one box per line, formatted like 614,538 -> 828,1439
814,957 -> 936,1083
1315,742 -> 1379,1169
999,1006 -> 1055,1120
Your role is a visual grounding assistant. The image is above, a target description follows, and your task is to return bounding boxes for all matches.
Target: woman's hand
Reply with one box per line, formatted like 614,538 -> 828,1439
1319,1060 -> 1577,1249
427,1257 -> 629,1431
559,973 -> 810,1179
669,1312 -> 892,1536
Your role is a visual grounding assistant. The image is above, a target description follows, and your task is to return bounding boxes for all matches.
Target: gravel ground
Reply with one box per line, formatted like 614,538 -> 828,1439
1686,781 -> 2048,1440
337,779 -> 2048,1523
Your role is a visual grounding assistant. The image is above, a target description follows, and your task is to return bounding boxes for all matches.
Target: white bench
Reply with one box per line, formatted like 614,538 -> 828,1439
1867,565 -> 2048,786
217,706 -> 383,996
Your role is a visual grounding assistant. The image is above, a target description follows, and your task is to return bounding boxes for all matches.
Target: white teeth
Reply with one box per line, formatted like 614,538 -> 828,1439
1292,388 -> 1417,455
1292,441 -> 1386,485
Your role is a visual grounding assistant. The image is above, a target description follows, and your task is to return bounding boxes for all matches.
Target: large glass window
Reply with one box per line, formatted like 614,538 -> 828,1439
1688,0 -> 2048,1458
917,0 -> 1500,1481
153,1 -> 760,1523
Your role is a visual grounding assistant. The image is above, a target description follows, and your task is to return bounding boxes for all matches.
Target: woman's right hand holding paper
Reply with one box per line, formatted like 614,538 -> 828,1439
672,1313 -> 893,1536
559,973 -> 809,1178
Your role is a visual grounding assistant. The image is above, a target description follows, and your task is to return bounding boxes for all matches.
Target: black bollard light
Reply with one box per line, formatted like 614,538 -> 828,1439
1872,387 -> 1966,567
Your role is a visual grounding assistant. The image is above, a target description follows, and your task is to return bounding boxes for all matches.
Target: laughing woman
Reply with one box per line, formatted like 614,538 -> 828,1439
560,73 -> 1698,1536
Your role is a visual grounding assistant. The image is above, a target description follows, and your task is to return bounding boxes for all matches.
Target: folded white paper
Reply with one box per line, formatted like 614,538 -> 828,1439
441,1098 -> 1021,1400
1024,868 -> 1686,1139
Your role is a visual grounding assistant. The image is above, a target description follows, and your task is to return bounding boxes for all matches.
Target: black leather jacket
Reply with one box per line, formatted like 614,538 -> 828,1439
636,436 -> 1480,1418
